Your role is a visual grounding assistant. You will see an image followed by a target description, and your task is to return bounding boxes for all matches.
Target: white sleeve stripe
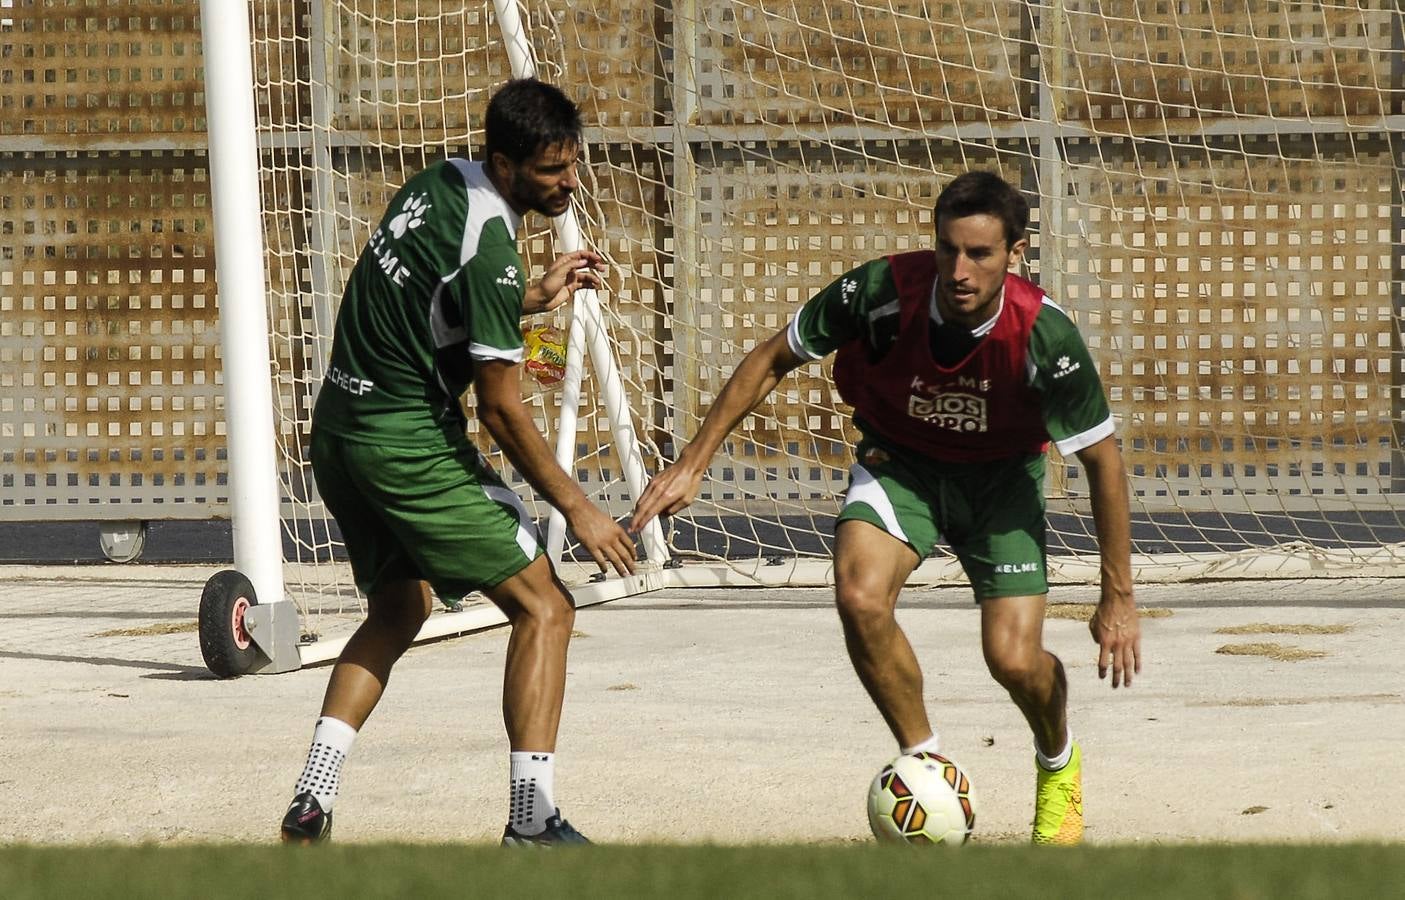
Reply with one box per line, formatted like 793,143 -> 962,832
451,159 -> 524,263
469,343 -> 524,363
786,316 -> 824,361
1045,293 -> 1073,321
1053,417 -> 1115,455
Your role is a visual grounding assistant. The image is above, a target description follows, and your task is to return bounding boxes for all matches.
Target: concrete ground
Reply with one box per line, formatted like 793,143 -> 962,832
0,565 -> 1401,845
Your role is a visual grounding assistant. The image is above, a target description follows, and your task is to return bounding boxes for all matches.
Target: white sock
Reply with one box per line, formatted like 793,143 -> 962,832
509,751 -> 556,835
294,716 -> 358,812
900,733 -> 940,756
1035,727 -> 1074,772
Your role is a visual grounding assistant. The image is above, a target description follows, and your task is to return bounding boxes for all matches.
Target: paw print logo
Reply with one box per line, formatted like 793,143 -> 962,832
388,192 -> 432,238
841,278 -> 859,305
1052,355 -> 1081,379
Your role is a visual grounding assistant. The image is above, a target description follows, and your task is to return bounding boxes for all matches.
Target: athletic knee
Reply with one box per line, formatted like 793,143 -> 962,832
834,583 -> 896,635
365,601 -> 430,647
511,589 -> 576,634
984,646 -> 1050,694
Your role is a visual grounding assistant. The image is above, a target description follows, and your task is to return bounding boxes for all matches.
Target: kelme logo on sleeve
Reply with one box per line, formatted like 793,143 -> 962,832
1053,355 -> 1081,379
388,192 -> 432,238
496,265 -> 521,288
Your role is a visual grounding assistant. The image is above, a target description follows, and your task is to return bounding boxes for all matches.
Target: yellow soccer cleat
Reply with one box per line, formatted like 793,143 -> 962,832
1032,741 -> 1083,845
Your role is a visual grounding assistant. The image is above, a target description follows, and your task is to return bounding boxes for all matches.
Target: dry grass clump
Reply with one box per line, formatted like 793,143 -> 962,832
1214,623 -> 1349,635
1045,604 -> 1172,621
1215,642 -> 1326,662
92,621 -> 199,638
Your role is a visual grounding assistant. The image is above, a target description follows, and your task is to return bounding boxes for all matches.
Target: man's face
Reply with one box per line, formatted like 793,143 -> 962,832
933,213 -> 1027,328
498,140 -> 581,218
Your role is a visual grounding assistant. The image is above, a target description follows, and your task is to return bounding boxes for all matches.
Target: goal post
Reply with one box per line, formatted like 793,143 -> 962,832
199,0 -> 297,672
200,0 -> 671,674
201,0 -> 1405,673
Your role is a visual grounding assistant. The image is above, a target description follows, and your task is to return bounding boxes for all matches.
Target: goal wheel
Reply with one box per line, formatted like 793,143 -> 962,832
199,570 -> 261,677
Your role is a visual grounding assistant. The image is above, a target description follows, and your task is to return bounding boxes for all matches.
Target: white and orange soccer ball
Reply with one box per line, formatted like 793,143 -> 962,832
866,751 -> 977,846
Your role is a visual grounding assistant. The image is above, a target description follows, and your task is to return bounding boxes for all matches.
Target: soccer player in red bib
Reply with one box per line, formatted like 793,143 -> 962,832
631,170 -> 1140,845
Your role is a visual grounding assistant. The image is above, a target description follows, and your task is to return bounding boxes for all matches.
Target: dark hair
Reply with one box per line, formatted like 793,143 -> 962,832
933,171 -> 1029,247
484,78 -> 583,164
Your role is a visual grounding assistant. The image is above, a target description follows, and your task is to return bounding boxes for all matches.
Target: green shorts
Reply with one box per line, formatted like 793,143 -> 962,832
836,436 -> 1048,600
310,430 -> 543,602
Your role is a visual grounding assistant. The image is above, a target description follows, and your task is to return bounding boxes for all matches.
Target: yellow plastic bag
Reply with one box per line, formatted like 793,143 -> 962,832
521,324 -> 567,392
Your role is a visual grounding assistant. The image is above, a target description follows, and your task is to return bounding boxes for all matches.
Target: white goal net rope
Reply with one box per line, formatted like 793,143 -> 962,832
246,0 -> 1405,633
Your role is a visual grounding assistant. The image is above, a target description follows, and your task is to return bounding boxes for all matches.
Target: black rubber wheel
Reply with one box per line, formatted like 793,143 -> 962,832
199,570 -> 261,677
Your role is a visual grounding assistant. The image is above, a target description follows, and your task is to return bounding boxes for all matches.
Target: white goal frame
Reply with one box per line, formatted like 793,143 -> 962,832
198,0 -> 1405,673
200,0 -> 671,672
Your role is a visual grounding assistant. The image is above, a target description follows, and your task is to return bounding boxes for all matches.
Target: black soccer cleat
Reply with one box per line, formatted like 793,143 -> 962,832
280,792 -> 333,844
501,811 -> 590,847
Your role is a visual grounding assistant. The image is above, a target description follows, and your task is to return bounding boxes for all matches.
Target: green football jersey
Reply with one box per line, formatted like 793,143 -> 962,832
787,256 -> 1114,456
312,159 -> 528,449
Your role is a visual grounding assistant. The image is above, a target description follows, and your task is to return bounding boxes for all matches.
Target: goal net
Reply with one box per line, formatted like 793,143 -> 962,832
240,0 -> 1405,647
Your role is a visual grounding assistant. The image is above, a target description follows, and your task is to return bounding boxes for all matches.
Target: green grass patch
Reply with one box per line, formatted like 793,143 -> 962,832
2,843 -> 1402,900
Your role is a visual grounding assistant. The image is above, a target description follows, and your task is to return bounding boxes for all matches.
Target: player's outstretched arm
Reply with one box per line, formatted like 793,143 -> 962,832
476,358 -> 636,577
521,250 -> 605,316
630,329 -> 805,532
1075,435 -> 1141,688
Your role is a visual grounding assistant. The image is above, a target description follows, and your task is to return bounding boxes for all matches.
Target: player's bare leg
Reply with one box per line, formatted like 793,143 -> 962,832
319,578 -> 435,727
981,594 -> 1082,844
282,578 -> 433,843
833,520 -> 930,750
482,555 -> 577,751
979,594 -> 1067,754
483,555 -> 588,845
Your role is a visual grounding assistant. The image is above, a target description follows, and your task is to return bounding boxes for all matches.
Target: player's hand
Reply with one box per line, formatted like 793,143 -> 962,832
523,250 -> 605,315
629,462 -> 704,533
1089,595 -> 1141,688
567,503 -> 637,578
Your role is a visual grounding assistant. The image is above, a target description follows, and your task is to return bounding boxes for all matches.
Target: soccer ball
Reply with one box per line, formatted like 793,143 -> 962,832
866,751 -> 976,845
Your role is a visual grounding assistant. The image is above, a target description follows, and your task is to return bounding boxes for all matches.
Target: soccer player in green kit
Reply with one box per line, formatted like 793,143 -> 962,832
280,79 -> 635,846
632,171 -> 1141,845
